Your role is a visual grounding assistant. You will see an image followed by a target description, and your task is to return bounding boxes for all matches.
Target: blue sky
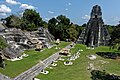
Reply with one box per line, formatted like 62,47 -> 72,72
0,0 -> 120,25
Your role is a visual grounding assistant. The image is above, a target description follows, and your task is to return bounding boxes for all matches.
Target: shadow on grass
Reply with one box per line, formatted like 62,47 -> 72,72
96,52 -> 120,59
91,70 -> 120,80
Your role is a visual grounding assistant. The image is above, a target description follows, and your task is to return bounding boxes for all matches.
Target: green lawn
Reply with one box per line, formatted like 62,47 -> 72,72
0,41 -> 70,78
36,44 -> 120,80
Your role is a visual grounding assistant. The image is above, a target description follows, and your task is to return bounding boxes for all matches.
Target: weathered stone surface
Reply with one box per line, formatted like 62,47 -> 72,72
0,27 -> 54,59
37,27 -> 54,48
77,5 -> 110,47
0,22 -> 5,32
0,73 -> 12,80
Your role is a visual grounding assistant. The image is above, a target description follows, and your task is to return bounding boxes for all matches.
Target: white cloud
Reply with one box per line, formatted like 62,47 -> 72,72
103,18 -> 106,23
65,8 -> 68,11
113,17 -> 120,22
101,17 -> 120,25
53,15 -> 57,18
45,17 -> 50,21
20,4 -> 35,9
0,4 -> 11,13
18,11 -> 24,17
6,0 -> 21,5
68,2 -> 72,6
0,13 -> 7,17
82,15 -> 90,20
48,11 -> 54,14
108,17 -> 120,25
66,2 -> 72,6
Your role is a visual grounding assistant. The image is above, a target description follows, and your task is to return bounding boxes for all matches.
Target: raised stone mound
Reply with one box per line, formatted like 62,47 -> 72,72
1,29 -> 29,59
87,55 -> 97,60
59,48 -> 70,56
0,27 -> 54,59
2,45 -> 23,59
0,50 -> 6,68
37,27 -> 55,48
77,5 -> 110,47
0,22 -> 5,32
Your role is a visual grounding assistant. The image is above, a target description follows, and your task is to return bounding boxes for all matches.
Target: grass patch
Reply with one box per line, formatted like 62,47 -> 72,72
0,41 -> 70,78
36,44 -> 120,80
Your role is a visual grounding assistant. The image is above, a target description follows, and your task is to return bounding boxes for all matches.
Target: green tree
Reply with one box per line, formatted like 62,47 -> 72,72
48,15 -> 70,40
67,24 -> 79,41
0,36 -> 7,49
4,9 -> 48,31
27,23 -> 37,31
110,25 -> 120,50
5,15 -> 21,28
82,23 -> 87,27
48,15 -> 82,41
106,25 -> 115,36
21,9 -> 43,31
56,15 -> 70,25
42,21 -> 48,28
48,18 -> 58,39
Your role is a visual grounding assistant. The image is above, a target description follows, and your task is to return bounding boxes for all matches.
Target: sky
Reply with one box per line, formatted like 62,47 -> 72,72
0,0 -> 120,25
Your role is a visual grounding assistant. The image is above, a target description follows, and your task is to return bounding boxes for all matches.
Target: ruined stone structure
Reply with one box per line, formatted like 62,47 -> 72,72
0,22 -> 5,32
0,27 -> 54,59
37,27 -> 54,48
77,5 -> 110,47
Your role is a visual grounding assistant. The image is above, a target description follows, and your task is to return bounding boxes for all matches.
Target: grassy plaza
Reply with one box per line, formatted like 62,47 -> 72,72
0,42 -> 70,78
36,44 -> 120,80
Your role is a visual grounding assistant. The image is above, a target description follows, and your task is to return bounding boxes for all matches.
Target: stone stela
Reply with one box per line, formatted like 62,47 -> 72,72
77,5 -> 110,47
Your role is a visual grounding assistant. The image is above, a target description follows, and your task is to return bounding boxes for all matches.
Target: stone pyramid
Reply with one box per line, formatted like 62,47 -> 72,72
77,5 -> 110,47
